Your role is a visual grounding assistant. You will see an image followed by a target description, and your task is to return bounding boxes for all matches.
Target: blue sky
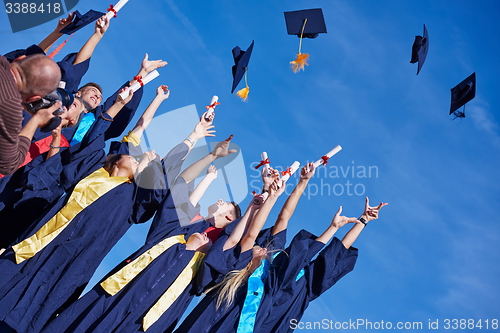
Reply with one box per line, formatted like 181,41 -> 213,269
2,0 -> 500,331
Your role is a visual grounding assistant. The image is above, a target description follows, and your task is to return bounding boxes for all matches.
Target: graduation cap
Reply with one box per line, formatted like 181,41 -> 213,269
231,40 -> 254,101
410,24 -> 429,75
450,72 -> 476,118
60,10 -> 105,35
48,10 -> 105,59
284,8 -> 327,73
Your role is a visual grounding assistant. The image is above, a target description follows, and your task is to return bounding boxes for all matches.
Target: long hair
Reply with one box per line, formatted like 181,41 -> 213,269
206,260 -> 254,310
103,154 -> 125,174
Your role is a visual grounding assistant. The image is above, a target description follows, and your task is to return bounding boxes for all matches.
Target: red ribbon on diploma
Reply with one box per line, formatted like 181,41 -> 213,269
281,167 -> 292,177
206,102 -> 220,110
321,155 -> 329,166
134,76 -> 144,87
254,158 -> 270,169
107,4 -> 117,17
225,134 -> 233,142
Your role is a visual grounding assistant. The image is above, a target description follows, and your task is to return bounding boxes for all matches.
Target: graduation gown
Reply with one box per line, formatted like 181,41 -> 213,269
254,231 -> 358,333
173,230 -> 287,333
41,241 -> 202,333
41,147 -> 224,333
0,113 -> 112,248
0,139 -> 183,333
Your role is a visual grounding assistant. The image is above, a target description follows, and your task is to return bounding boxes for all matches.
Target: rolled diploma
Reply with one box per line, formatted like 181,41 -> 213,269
281,161 -> 300,182
104,0 -> 129,20
261,152 -> 270,175
205,95 -> 218,119
313,145 -> 342,168
119,70 -> 159,100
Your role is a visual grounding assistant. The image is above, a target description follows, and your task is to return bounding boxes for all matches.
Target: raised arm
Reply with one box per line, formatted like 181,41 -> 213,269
46,124 -> 63,160
223,200 -> 262,251
315,206 -> 359,244
178,134 -> 234,184
73,16 -> 110,65
341,197 -> 388,248
129,53 -> 167,86
189,165 -> 217,206
38,12 -> 75,53
104,88 -> 134,119
240,179 -> 284,252
130,85 -> 169,138
272,162 -> 315,236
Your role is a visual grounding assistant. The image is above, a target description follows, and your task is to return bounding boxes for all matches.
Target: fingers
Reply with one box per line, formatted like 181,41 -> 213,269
228,149 -> 237,154
335,206 -> 343,216
143,53 -> 149,63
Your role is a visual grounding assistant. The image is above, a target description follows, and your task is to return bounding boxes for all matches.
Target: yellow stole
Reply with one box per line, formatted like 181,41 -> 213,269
99,234 -> 205,332
12,168 -> 130,264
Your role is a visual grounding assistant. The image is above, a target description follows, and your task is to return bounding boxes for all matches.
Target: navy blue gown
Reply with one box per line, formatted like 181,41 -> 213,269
173,228 -> 287,333
0,113 -> 112,249
255,231 -> 358,333
0,135 -> 183,333
40,145 -> 233,333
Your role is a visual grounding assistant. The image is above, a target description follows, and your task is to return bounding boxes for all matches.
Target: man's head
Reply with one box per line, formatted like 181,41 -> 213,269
76,83 -> 103,111
207,199 -> 241,228
10,54 -> 61,104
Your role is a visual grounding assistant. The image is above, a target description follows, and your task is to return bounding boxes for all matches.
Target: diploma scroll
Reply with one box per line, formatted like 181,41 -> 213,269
260,152 -> 270,175
313,145 -> 342,168
104,0 -> 129,21
280,161 -> 300,183
119,70 -> 160,100
205,95 -> 219,120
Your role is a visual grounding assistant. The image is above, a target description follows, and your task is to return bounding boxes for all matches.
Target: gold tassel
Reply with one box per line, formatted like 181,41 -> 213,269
236,86 -> 249,101
290,52 -> 309,73
48,34 -> 74,59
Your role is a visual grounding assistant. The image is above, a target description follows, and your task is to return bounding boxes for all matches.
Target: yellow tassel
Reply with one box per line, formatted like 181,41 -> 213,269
236,86 -> 250,101
48,34 -> 74,59
290,53 -> 309,73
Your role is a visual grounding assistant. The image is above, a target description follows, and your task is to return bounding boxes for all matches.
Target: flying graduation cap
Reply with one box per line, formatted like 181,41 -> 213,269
284,8 -> 327,73
48,10 -> 105,59
231,40 -> 254,101
410,24 -> 429,75
450,72 -> 476,119
60,10 -> 106,34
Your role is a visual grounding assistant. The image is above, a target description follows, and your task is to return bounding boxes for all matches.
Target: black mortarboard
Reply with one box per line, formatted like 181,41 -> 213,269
450,72 -> 476,115
410,24 -> 429,75
60,10 -> 105,35
284,8 -> 327,39
231,40 -> 254,94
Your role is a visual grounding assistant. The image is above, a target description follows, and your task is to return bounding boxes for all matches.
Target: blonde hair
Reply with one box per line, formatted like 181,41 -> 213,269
213,261 -> 253,310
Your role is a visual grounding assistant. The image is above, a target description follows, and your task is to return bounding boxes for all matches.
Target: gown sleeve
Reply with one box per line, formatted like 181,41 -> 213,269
306,237 -> 358,301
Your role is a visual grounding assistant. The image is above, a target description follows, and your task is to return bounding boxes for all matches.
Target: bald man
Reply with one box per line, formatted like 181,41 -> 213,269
0,53 -> 61,175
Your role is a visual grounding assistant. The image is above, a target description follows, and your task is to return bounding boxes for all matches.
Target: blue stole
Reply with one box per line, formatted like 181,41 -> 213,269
236,259 -> 270,333
236,252 -> 305,332
70,112 -> 96,146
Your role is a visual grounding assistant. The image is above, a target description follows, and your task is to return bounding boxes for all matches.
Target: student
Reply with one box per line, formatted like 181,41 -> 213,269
175,163 -> 317,333
0,86 -> 177,333
255,197 -> 387,333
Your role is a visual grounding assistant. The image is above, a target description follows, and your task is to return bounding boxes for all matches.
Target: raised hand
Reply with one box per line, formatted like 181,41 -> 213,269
95,16 -> 110,36
116,87 -> 134,105
191,112 -> 215,141
156,85 -> 170,100
206,165 -> 218,179
331,206 -> 359,228
141,53 -> 167,75
210,139 -> 237,159
361,197 -> 388,222
300,162 -> 316,180
55,12 -> 75,32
